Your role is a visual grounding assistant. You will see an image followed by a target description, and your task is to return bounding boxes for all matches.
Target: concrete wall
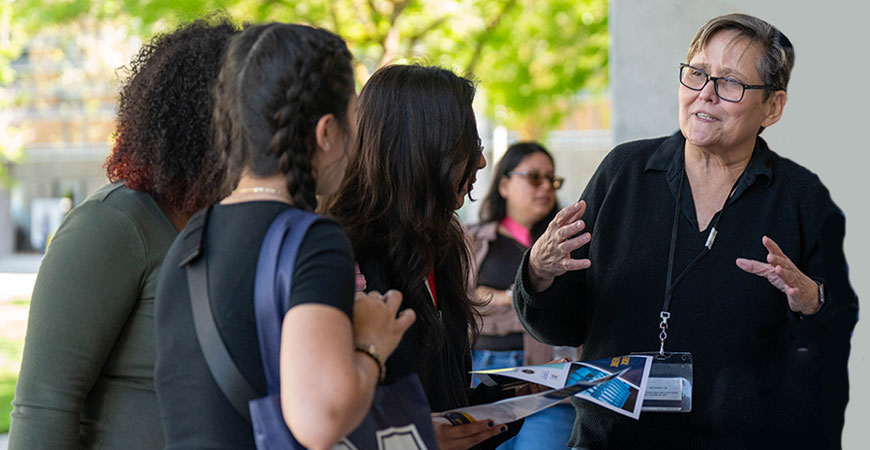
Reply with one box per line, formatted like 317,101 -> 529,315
611,0 -> 734,143
458,130 -> 612,225
0,187 -> 12,255
611,0 -> 870,447
0,145 -> 109,255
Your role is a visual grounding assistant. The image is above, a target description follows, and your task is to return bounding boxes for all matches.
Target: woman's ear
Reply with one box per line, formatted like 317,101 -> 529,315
761,90 -> 787,128
498,175 -> 510,199
314,113 -> 337,153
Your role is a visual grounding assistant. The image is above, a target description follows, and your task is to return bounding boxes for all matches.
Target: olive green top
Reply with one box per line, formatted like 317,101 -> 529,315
9,182 -> 177,450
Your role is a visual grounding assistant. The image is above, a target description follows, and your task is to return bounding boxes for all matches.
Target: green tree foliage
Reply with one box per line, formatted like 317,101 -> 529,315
1,0 -> 27,183
8,0 -> 607,138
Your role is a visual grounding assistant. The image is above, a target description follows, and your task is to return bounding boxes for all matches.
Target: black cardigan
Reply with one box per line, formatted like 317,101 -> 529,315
515,132 -> 858,450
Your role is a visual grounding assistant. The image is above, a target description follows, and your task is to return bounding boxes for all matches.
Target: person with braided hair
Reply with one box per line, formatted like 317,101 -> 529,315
328,64 -> 522,450
154,23 -> 415,450
8,17 -> 238,450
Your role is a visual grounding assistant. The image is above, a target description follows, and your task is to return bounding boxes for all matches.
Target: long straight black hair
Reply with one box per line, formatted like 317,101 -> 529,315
329,64 -> 483,344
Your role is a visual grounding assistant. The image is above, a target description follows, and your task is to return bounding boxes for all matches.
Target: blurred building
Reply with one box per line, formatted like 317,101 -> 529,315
460,97 -> 612,225
0,27 -> 135,256
1,24 -> 612,252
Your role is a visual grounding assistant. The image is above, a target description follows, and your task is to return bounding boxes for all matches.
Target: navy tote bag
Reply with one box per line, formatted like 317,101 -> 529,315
187,207 -> 437,449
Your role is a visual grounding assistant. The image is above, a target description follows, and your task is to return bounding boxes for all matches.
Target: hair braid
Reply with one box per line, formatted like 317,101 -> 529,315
214,23 -> 353,209
270,60 -> 322,211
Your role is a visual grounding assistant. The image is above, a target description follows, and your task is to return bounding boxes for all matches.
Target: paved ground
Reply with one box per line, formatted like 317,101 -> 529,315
0,253 -> 41,275
0,254 -> 40,449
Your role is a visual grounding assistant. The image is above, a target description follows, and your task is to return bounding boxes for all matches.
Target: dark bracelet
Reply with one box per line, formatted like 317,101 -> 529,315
354,342 -> 385,382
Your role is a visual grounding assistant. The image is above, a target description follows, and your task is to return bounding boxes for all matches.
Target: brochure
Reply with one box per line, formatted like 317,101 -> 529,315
434,369 -> 625,426
470,354 -> 652,420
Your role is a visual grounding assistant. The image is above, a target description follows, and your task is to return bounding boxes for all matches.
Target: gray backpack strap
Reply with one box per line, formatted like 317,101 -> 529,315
182,206 -> 258,422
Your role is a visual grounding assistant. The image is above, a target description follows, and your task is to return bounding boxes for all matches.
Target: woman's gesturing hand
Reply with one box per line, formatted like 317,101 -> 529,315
352,289 -> 416,361
736,236 -> 822,315
527,201 -> 592,292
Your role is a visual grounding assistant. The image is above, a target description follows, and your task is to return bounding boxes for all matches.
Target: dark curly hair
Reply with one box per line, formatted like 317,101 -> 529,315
209,23 -> 354,211
105,16 -> 238,215
479,142 -> 559,240
328,64 -> 483,346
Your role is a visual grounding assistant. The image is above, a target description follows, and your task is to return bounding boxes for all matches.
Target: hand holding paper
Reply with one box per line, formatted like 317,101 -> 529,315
435,355 -> 651,425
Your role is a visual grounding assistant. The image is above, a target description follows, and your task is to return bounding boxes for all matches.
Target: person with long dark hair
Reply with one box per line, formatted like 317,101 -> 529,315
468,141 -> 575,449
8,17 -> 237,449
153,23 -> 414,450
329,64 -> 520,450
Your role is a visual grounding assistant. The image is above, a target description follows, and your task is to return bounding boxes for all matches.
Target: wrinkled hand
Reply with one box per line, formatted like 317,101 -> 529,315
431,415 -> 507,450
352,290 -> 416,361
735,236 -> 821,315
528,201 -> 592,292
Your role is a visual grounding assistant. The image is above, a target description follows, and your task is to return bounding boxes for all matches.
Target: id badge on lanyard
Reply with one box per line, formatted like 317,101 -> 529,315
632,166 -> 740,413
632,351 -> 693,412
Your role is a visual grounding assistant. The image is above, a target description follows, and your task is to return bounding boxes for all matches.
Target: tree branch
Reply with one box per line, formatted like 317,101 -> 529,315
353,0 -> 379,42
327,2 -> 342,37
376,0 -> 411,68
405,14 -> 448,57
464,0 -> 517,77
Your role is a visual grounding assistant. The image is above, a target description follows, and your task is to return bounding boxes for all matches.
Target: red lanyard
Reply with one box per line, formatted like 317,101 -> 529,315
425,270 -> 437,309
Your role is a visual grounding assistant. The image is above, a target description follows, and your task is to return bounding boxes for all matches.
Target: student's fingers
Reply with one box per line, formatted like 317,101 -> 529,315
433,420 -> 506,450
395,308 -> 416,332
382,289 -> 404,313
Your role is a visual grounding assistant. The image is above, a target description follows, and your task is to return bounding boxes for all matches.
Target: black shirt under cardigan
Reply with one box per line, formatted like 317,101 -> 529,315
515,132 -> 858,450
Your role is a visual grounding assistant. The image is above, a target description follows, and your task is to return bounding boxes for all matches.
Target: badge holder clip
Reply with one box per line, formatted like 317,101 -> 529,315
631,351 -> 693,413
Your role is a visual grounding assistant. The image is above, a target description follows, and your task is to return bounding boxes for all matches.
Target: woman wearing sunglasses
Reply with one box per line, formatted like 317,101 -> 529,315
467,142 -> 573,449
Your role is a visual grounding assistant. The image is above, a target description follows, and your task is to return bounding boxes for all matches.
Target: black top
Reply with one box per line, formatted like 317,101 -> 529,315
358,258 -> 522,449
154,201 -> 354,449
478,232 -> 526,290
477,232 -> 526,350
515,132 -> 858,450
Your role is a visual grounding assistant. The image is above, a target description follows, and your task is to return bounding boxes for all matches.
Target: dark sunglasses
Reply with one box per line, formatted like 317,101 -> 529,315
506,171 -> 564,190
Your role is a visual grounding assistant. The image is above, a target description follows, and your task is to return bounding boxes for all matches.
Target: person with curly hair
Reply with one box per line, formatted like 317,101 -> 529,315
8,17 -> 237,449
154,23 -> 414,449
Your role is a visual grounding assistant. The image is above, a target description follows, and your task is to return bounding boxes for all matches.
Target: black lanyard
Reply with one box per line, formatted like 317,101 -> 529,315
657,162 -> 743,355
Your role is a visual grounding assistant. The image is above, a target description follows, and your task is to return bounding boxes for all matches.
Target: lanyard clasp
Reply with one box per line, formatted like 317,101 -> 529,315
658,311 -> 671,356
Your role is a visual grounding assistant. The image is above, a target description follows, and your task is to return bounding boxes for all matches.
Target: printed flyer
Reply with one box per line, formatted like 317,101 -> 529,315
471,355 -> 652,419
435,370 -> 625,425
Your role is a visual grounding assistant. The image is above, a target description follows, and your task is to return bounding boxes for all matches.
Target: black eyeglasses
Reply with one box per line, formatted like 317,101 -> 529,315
507,171 -> 564,190
679,63 -> 777,103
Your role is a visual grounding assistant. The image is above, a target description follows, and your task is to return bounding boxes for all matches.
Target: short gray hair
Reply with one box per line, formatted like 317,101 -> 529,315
687,13 -> 794,99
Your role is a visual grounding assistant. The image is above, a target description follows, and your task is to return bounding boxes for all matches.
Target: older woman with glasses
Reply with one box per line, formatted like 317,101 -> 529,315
514,13 -> 857,449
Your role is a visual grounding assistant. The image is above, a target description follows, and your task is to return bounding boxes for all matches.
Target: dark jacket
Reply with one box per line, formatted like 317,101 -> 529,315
515,132 -> 858,450
358,258 -> 522,449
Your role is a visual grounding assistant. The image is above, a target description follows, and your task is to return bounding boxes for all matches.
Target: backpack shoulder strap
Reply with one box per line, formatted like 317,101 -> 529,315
185,205 -> 259,422
253,208 -> 319,395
